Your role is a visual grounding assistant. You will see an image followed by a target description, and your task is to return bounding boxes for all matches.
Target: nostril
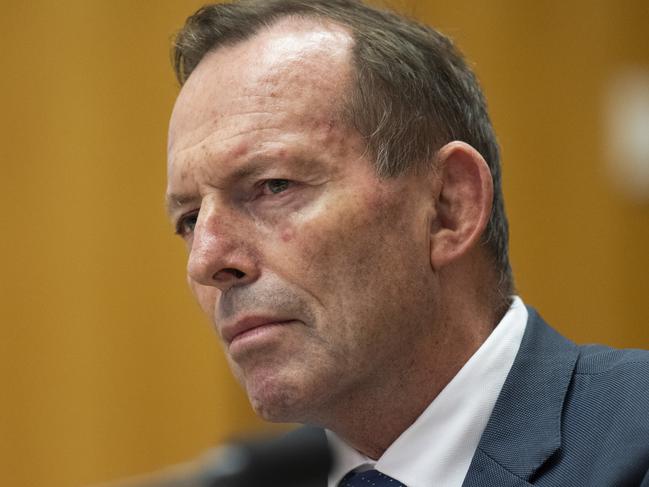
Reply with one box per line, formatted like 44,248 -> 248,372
215,268 -> 246,280
230,269 -> 245,279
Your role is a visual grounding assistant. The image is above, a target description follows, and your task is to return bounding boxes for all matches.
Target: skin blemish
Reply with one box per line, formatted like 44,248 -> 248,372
231,141 -> 250,159
280,225 -> 295,242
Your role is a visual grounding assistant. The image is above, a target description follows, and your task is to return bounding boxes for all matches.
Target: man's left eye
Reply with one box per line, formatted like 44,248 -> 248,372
263,179 -> 292,194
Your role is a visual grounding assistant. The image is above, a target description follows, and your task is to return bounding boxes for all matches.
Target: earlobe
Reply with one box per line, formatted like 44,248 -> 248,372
429,141 -> 494,270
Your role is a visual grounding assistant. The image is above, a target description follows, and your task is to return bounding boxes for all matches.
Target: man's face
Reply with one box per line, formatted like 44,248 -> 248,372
167,20 -> 439,425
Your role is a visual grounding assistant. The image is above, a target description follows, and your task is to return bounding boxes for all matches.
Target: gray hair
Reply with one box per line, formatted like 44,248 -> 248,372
172,0 -> 514,301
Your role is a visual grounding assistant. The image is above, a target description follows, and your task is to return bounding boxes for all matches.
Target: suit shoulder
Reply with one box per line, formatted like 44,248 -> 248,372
574,344 -> 649,376
568,344 -> 649,427
561,345 -> 649,467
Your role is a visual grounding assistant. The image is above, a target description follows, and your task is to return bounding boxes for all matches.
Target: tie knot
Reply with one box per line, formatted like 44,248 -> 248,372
339,468 -> 407,486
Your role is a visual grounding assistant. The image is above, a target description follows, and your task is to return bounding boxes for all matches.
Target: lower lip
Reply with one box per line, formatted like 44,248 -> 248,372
228,321 -> 295,352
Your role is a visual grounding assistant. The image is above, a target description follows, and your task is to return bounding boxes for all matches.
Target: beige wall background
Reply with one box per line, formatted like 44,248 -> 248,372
1,1 -> 647,486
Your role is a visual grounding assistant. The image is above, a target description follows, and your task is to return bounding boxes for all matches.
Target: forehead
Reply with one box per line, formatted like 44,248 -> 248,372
167,17 -> 355,159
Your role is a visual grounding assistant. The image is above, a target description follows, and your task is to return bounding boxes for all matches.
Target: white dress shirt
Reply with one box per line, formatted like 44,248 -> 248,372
327,296 -> 528,487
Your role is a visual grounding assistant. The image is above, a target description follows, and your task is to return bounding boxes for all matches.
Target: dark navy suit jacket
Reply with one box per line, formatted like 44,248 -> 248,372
308,307 -> 649,486
462,307 -> 649,486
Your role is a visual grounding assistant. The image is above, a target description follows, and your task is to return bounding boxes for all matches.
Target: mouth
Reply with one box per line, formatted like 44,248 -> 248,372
222,316 -> 296,346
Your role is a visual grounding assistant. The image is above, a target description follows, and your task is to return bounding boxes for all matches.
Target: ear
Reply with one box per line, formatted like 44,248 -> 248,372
430,141 -> 494,270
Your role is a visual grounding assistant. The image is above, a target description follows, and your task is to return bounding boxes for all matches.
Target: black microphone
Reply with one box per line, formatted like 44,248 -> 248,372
102,428 -> 332,487
203,427 -> 331,487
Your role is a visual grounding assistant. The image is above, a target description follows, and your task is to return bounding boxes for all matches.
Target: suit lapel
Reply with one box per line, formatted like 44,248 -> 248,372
462,448 -> 534,486
463,307 -> 579,485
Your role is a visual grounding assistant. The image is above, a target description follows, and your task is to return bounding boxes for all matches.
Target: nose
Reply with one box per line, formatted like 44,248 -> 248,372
186,201 -> 260,292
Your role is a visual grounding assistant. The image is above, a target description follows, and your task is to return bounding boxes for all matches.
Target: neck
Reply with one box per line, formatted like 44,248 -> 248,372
322,296 -> 499,459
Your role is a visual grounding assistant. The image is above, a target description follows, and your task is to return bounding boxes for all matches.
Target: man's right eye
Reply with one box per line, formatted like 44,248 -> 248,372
175,212 -> 198,237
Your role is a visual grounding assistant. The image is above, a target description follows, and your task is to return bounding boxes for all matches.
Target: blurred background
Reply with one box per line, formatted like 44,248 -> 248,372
1,1 -> 648,486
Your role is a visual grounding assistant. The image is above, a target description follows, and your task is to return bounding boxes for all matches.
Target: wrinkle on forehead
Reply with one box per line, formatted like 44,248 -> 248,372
168,17 -> 355,160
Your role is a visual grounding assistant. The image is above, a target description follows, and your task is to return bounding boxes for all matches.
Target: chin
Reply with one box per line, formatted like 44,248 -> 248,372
241,365 -> 331,424
245,375 -> 310,423
228,345 -> 341,424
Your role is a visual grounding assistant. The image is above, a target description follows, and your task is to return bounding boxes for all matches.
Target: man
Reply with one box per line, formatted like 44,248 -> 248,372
165,1 -> 649,485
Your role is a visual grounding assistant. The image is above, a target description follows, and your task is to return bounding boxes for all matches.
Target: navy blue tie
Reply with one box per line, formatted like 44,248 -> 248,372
339,469 -> 407,486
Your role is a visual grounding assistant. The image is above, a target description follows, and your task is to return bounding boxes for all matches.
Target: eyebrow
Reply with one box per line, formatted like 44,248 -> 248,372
165,154 -> 320,219
165,193 -> 200,218
164,159 -> 272,218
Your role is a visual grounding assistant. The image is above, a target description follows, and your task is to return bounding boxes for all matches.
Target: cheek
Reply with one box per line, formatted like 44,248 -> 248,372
300,193 -> 427,300
278,194 -> 394,286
